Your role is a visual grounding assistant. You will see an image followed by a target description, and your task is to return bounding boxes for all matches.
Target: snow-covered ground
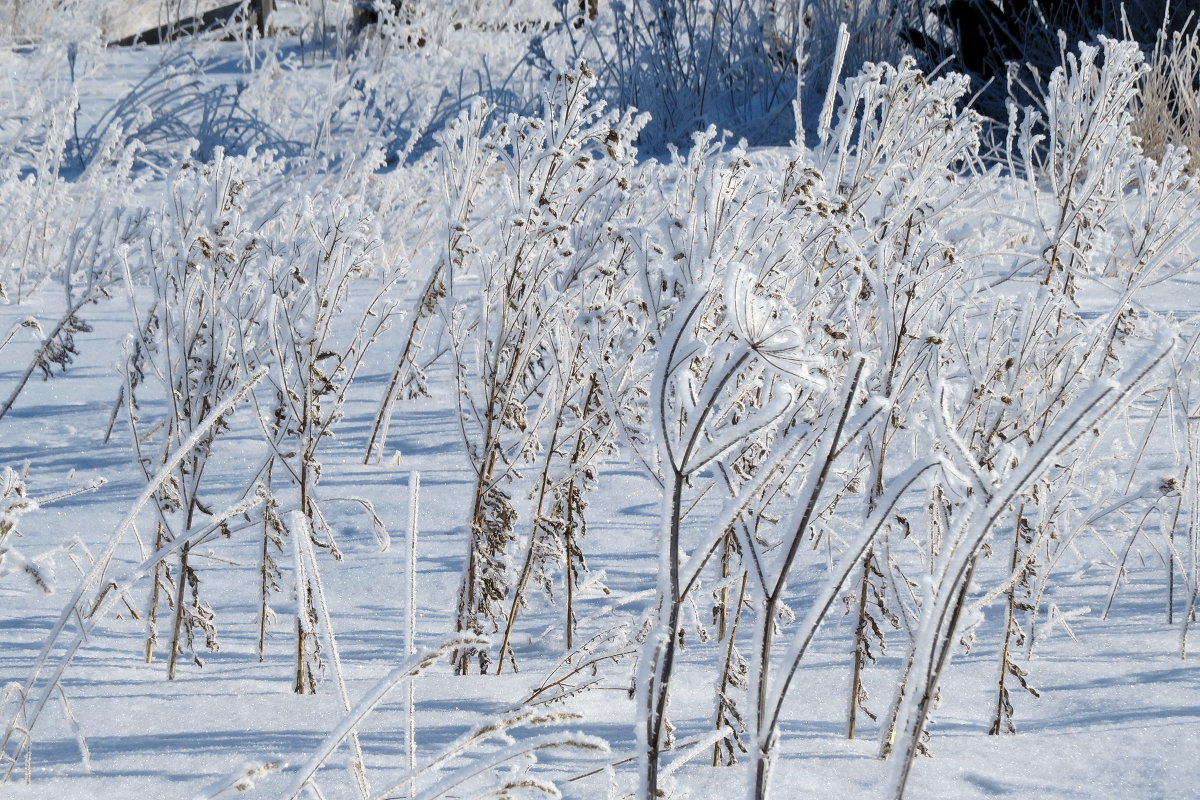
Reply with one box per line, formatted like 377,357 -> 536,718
2,6 -> 1200,800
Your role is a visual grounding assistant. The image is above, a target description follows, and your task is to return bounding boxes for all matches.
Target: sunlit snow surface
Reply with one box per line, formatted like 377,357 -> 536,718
1,8 -> 1199,800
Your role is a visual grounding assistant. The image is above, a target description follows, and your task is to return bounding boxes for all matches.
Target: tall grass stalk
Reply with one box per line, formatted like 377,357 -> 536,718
887,338 -> 1175,799
406,470 -> 420,797
0,366 -> 266,779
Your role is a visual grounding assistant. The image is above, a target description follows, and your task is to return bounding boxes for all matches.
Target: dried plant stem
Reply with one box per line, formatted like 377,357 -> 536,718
293,510 -> 370,797
293,448 -> 319,694
363,264 -> 446,465
0,290 -> 96,424
496,420 -> 565,675
1,366 -> 266,778
257,462 -> 280,662
406,471 -> 420,798
166,541 -> 190,681
644,469 -> 685,800
563,376 -> 603,653
166,489 -> 205,679
753,358 -> 865,800
713,571 -> 747,766
564,476 -> 580,652
847,547 -> 875,739
454,444 -> 499,675
891,559 -> 976,795
990,509 -> 1023,735
143,521 -> 170,664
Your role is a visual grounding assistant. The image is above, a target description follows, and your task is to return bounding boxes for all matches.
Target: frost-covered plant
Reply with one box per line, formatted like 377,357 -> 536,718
434,64 -> 644,673
591,40 -> 1193,798
987,511 -> 1040,735
0,90 -> 75,300
877,38 -> 1200,795
252,165 -> 397,698
1,369 -> 265,782
615,115 -> 864,794
118,150 -> 280,676
0,467 -> 102,594
632,159 -> 821,797
364,101 -> 496,464
902,0 -> 1196,115
994,38 -> 1200,663
493,120 -> 653,671
0,166 -> 146,423
610,54 -> 986,798
495,343 -> 620,671
249,45 -> 450,169
1168,331 -> 1200,652
70,49 -> 297,174
801,57 -> 983,739
543,0 -> 804,150
1004,39 -> 1151,287
800,0 -> 899,94
1134,19 -> 1200,167
0,63 -> 146,405
279,635 -> 609,800
885,337 -> 1173,798
940,36 -> 1198,671
6,12 -> 1200,797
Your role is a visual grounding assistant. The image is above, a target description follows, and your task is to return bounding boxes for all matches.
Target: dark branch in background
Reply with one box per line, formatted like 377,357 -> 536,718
110,0 -> 273,47
902,0 -> 1199,116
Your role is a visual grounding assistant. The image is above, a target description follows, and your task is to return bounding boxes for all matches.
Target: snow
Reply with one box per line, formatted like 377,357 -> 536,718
1,5 -> 1199,800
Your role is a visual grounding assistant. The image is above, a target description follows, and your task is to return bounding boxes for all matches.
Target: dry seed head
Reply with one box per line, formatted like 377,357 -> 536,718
528,711 -> 583,726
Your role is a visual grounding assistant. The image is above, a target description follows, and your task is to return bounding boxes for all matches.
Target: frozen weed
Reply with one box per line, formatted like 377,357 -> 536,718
0,466 -> 103,595
0,367 -> 266,781
425,64 -> 645,673
1,10 -> 1200,800
68,48 -> 300,173
1134,18 -> 1200,166
281,636 -> 609,800
255,166 -> 398,697
116,149 -> 281,673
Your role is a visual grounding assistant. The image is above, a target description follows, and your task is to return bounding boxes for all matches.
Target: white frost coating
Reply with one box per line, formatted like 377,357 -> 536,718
661,726 -> 732,779
3,22 -> 1200,799
685,384 -> 794,474
406,471 -> 420,792
1,366 -> 267,766
756,458 -> 941,748
818,24 -> 852,147
406,733 -> 608,800
933,381 -> 993,499
281,636 -> 487,800
725,263 -> 824,386
649,287 -> 710,472
888,334 -> 1175,798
